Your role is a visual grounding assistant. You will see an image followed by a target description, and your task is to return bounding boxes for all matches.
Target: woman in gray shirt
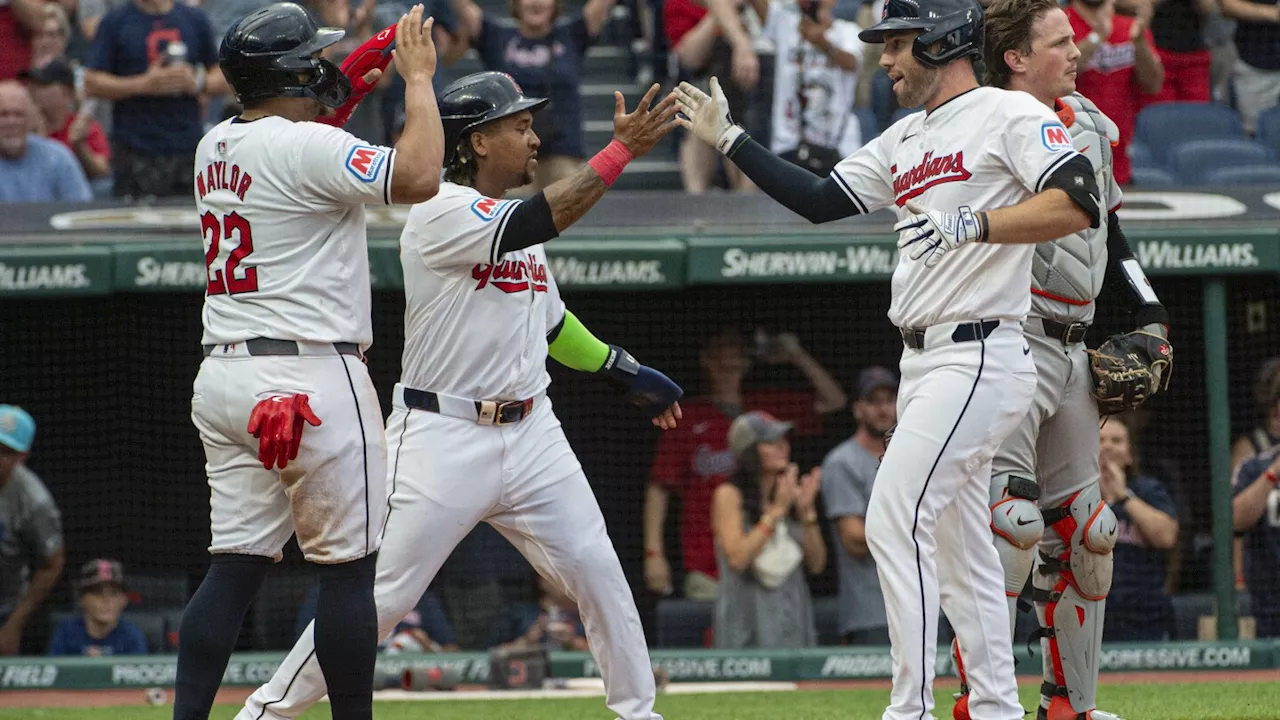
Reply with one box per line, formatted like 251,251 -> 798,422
710,411 -> 826,648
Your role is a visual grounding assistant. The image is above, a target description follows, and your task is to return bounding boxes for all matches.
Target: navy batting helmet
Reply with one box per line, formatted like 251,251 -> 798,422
439,72 -> 548,164
220,2 -> 351,109
859,0 -> 984,68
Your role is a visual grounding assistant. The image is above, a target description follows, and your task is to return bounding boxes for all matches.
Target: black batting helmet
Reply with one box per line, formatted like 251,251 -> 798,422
859,0 -> 984,68
219,2 -> 351,109
439,72 -> 548,164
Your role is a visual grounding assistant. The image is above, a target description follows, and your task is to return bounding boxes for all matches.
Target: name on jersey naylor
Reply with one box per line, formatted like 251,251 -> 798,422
195,160 -> 252,201
891,151 -> 972,206
472,256 -> 548,293
0,262 -> 92,291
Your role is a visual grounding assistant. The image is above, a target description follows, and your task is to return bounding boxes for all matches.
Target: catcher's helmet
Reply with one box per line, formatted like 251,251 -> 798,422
220,2 -> 351,109
859,0 -> 984,68
439,72 -> 548,164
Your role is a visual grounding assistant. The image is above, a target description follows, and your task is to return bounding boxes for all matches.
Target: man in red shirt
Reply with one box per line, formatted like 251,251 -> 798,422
1067,0 -> 1164,184
644,327 -> 846,602
23,59 -> 111,183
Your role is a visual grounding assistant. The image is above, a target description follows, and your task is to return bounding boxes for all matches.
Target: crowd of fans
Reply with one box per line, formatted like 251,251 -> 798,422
2,0 -> 1278,202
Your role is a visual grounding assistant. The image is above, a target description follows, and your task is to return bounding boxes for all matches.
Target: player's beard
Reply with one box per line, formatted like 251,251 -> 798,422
897,65 -> 943,110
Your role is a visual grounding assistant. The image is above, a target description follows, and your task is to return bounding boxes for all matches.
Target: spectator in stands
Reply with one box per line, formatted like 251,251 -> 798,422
644,327 -> 845,601
48,559 -> 148,656
1222,0 -> 1280,134
711,411 -> 825,649
666,0 -> 760,192
498,574 -> 589,651
24,59 -> 110,182
1145,0 -> 1214,104
820,366 -> 897,645
77,0 -> 125,41
83,0 -> 226,199
746,0 -> 865,177
449,0 -> 619,190
1098,415 -> 1180,642
0,0 -> 43,81
0,80 -> 93,203
1232,443 -> 1280,637
373,0 -> 468,144
1066,0 -> 1164,185
0,405 -> 66,656
1232,357 -> 1280,590
29,2 -> 73,71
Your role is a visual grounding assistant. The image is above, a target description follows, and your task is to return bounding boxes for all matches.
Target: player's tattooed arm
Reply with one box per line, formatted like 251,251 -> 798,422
544,165 -> 611,232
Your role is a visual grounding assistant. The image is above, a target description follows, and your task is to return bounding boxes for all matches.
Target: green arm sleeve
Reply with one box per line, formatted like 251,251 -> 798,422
547,309 -> 611,372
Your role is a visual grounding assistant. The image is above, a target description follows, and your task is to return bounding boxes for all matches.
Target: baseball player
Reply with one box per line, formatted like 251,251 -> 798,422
948,2 -> 1172,718
179,4 -> 444,720
676,0 -> 1106,716
235,71 -> 683,720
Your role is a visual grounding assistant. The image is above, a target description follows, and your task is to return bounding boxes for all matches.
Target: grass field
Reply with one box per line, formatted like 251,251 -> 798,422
7,682 -> 1280,720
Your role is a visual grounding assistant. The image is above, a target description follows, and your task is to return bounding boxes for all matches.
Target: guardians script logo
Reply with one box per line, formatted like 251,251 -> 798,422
891,151 -> 971,206
472,255 -> 549,294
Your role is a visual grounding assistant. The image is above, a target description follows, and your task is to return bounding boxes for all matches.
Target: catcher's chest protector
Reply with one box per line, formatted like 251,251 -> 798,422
1029,93 -> 1121,323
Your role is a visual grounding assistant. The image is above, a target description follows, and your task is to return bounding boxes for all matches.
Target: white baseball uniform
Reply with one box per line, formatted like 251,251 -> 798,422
829,87 -> 1083,720
237,181 -> 662,720
191,117 -> 393,564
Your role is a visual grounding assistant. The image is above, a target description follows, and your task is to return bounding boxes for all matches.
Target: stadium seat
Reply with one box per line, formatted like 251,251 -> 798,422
1129,139 -> 1155,169
655,598 -> 713,648
1130,166 -> 1178,187
1134,103 -> 1244,166
1170,593 -> 1215,641
124,573 -> 189,609
1169,138 -> 1275,185
1254,105 -> 1280,157
1203,164 -> 1280,186
851,107 -> 879,141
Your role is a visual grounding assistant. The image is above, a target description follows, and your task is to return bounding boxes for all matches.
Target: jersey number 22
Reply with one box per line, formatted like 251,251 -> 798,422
202,211 -> 258,296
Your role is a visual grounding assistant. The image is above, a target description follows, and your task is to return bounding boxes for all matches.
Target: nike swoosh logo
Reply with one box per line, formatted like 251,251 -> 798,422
902,132 -> 918,142
1081,145 -> 1091,153
1016,518 -> 1037,526
1023,345 -> 1031,355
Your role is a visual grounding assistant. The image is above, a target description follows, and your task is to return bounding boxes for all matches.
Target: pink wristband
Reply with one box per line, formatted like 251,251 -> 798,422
588,139 -> 633,187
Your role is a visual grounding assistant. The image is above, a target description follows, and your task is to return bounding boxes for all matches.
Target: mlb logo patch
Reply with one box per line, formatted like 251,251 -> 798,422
471,197 -> 514,221
1041,122 -> 1073,152
216,141 -> 227,155
346,145 -> 388,183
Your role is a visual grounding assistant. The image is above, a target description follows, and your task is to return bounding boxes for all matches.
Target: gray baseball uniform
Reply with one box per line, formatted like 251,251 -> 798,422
0,465 -> 63,622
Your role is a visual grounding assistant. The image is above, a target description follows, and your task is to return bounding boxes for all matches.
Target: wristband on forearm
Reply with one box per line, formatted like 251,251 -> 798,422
587,139 -> 634,187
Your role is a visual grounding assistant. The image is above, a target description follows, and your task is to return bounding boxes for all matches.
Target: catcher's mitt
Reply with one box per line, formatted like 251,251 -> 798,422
1087,329 -> 1173,415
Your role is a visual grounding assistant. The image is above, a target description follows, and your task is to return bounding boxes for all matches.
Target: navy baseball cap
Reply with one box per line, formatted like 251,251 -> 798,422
77,559 -> 126,593
728,411 -> 794,457
856,366 -> 899,401
0,405 -> 35,454
20,58 -> 76,88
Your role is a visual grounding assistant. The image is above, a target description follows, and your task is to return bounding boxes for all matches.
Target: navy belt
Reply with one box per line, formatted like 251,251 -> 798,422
202,338 -> 361,357
899,319 -> 1000,350
400,387 -> 535,426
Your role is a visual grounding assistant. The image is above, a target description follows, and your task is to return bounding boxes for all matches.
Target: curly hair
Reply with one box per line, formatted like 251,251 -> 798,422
982,0 -> 1063,88
443,136 -> 479,186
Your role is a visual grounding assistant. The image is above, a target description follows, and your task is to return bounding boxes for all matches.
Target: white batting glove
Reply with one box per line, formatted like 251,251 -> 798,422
894,200 -> 989,268
673,76 -> 744,155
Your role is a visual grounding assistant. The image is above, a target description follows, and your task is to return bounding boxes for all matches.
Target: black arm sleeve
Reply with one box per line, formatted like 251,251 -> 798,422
1102,211 -> 1170,327
725,134 -> 862,224
1041,153 -> 1102,229
497,191 -> 560,255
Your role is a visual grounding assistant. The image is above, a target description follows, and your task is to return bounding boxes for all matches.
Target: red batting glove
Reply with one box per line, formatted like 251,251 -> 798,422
316,23 -> 398,128
247,394 -> 322,471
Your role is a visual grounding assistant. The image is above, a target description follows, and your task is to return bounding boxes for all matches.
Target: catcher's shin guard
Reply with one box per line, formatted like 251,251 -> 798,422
1032,485 -> 1120,720
951,637 -> 971,720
